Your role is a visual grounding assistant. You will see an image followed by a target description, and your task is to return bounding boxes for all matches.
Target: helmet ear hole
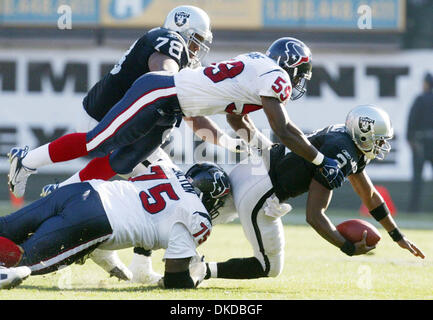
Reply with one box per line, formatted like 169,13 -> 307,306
361,137 -> 367,141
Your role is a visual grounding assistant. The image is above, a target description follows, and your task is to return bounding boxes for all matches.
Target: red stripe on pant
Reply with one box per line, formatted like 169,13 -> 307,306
79,155 -> 117,182
48,133 -> 88,163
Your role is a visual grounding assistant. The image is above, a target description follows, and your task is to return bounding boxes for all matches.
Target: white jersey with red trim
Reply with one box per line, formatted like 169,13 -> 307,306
174,52 -> 292,117
91,160 -> 212,260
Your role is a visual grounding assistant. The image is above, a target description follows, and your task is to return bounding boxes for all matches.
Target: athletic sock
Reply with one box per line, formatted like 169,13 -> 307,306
21,144 -> 52,169
78,154 -> 117,182
58,172 -> 81,188
48,133 -> 88,163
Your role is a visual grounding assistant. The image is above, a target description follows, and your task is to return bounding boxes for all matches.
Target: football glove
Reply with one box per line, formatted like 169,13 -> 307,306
318,157 -> 345,189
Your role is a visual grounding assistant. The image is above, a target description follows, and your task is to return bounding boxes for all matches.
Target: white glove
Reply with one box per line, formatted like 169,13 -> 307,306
189,255 -> 207,287
263,194 -> 292,219
218,135 -> 250,153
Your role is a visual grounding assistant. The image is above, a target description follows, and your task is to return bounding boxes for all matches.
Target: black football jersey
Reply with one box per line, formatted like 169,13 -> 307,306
268,125 -> 369,201
83,27 -> 190,121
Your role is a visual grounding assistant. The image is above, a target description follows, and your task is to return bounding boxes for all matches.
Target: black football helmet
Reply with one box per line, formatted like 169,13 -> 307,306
185,162 -> 231,220
266,37 -> 312,100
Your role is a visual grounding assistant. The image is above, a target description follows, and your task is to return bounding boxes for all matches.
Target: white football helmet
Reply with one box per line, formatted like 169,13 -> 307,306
163,5 -> 212,67
345,105 -> 394,160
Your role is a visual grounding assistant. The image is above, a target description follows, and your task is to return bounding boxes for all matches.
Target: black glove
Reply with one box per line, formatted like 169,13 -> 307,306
318,157 -> 345,189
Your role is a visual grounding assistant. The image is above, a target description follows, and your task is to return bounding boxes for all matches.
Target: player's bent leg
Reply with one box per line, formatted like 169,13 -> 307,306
109,124 -> 174,175
0,187 -> 76,244
214,158 -> 285,279
85,73 -> 180,158
17,183 -> 113,275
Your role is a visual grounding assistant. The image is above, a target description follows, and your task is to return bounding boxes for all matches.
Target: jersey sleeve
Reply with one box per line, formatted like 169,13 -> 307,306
163,223 -> 197,260
257,69 -> 292,103
148,29 -> 189,69
313,142 -> 359,190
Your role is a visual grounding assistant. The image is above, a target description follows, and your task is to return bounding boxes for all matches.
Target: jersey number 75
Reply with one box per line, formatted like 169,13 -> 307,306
130,166 -> 180,214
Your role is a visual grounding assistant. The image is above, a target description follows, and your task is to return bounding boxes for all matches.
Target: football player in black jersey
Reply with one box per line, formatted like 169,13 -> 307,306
196,105 -> 425,281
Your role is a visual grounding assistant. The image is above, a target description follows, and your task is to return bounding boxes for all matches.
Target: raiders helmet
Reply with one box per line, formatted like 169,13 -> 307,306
266,37 -> 312,100
345,105 -> 394,160
185,162 -> 231,220
163,5 -> 213,67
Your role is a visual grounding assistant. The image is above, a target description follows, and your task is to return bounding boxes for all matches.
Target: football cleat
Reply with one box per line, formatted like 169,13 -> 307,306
8,146 -> 37,198
128,253 -> 162,285
0,266 -> 31,290
40,183 -> 59,197
88,249 -> 132,281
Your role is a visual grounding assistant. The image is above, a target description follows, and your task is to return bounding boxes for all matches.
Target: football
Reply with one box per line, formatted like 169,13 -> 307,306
336,219 -> 381,246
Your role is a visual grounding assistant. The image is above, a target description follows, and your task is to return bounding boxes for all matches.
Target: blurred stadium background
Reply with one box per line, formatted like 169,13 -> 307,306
0,0 -> 432,215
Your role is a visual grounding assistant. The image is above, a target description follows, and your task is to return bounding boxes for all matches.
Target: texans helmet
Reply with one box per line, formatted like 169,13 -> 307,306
185,162 -> 231,220
266,37 -> 312,100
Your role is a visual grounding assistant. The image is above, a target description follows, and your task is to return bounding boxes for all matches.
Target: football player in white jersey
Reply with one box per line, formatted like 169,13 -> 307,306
196,106 -> 424,281
37,5 -> 245,285
8,36 -> 345,284
9,37 -> 344,201
0,160 -> 230,290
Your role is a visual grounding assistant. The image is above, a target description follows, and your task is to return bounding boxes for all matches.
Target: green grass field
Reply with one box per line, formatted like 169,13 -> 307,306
1,203 -> 433,300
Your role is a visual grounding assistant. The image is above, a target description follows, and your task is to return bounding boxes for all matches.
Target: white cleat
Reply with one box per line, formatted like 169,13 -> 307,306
0,266 -> 31,289
8,147 -> 37,198
40,183 -> 59,197
89,249 -> 132,281
128,253 -> 162,285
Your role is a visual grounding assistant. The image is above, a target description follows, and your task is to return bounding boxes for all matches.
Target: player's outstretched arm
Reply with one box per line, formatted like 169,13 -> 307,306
261,96 -> 344,188
261,96 -> 318,161
348,171 -> 425,259
306,179 -> 375,256
226,113 -> 274,151
184,115 -> 249,153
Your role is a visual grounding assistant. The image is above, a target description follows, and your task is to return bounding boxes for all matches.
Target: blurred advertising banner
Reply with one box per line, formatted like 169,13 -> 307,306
100,0 -> 262,29
0,47 -> 431,181
0,0 -> 100,26
262,0 -> 406,30
0,0 -> 404,31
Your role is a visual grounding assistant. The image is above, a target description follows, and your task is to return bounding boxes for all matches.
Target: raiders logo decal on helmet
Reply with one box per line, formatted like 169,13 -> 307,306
174,11 -> 190,27
358,117 -> 375,133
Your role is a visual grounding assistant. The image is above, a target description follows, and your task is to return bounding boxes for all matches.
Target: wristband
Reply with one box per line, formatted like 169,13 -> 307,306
369,203 -> 390,221
340,240 -> 356,256
388,228 -> 404,242
312,152 -> 325,166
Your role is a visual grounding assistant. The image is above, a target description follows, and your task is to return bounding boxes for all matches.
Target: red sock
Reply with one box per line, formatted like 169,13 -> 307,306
0,236 -> 23,267
48,133 -> 88,163
79,154 -> 117,181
